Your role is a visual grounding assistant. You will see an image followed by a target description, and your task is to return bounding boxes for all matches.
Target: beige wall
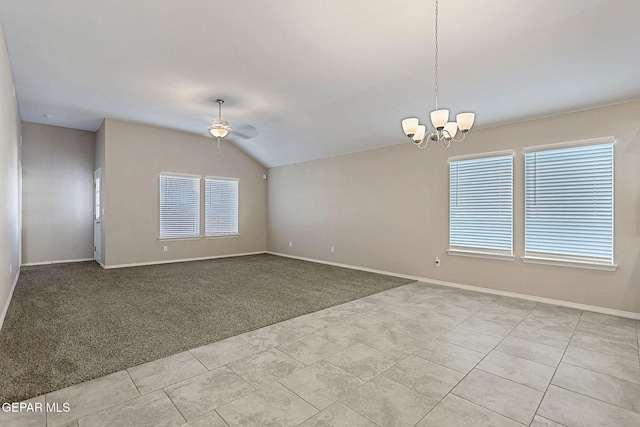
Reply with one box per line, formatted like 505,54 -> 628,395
102,119 -> 267,267
267,100 -> 640,314
0,19 -> 21,327
21,122 -> 96,264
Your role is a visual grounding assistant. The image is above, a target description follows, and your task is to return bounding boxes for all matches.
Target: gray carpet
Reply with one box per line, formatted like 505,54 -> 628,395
0,254 -> 411,403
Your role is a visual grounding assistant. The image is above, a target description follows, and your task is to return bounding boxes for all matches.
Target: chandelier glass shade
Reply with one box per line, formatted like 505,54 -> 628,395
401,0 -> 475,149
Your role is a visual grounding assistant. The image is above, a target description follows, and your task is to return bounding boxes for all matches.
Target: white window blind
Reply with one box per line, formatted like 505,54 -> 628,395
449,154 -> 513,254
205,177 -> 239,236
524,142 -> 614,264
159,173 -> 201,239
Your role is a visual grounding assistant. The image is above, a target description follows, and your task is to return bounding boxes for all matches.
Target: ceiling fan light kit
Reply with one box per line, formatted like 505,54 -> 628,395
209,122 -> 230,138
209,99 -> 233,154
401,0 -> 475,150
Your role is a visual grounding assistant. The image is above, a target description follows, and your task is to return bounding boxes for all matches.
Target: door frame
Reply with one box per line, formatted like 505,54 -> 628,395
94,168 -> 102,264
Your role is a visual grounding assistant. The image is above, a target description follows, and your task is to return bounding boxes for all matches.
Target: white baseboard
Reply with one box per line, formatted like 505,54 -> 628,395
0,270 -> 20,332
21,258 -> 94,267
267,251 -> 640,320
104,251 -> 268,269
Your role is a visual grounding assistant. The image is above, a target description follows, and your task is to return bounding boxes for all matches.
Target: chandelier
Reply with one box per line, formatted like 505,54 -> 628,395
401,0 -> 475,149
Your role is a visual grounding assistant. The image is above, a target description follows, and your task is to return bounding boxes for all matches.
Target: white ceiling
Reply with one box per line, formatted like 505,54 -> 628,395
1,0 -> 639,167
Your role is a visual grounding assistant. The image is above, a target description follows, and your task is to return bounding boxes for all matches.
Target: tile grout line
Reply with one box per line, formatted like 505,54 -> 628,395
411,297 -> 515,426
567,339 -> 640,362
636,320 -> 640,374
80,372 -> 142,424
213,409 -> 232,427
272,355 -> 383,426
172,298 -> 638,425
183,350 -> 211,372
302,290 -> 496,426
445,393 -> 530,426
529,309 -> 584,425
570,328 -> 639,357
414,300 -> 546,426
560,320 -> 640,380
125,369 -> 143,397
274,378 -> 327,426
548,382 -> 640,416
162,388 -> 188,425
45,371 -> 142,427
303,295 -> 457,425
400,296 -> 530,426
44,393 -> 51,427
560,356 -> 640,384
169,359 -> 257,424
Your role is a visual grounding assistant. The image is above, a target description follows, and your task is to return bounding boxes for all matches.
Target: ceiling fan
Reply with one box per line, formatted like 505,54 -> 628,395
208,98 -> 258,155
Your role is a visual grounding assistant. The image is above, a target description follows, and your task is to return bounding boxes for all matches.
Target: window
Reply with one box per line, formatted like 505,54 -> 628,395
524,140 -> 614,267
205,177 -> 239,236
449,153 -> 513,257
159,173 -> 201,239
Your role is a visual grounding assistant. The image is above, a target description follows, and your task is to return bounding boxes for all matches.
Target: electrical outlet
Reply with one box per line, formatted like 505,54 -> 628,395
435,257 -> 441,267
331,246 -> 335,253
163,246 -> 168,252
289,241 -> 293,247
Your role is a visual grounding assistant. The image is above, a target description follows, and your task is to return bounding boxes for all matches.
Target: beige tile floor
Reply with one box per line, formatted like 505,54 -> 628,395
2,281 -> 639,427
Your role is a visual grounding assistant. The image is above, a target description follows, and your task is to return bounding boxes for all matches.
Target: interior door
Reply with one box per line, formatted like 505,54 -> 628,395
94,168 -> 102,263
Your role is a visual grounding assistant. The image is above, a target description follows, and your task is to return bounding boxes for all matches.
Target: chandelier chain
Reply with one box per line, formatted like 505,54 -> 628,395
434,0 -> 439,111
400,0 -> 475,148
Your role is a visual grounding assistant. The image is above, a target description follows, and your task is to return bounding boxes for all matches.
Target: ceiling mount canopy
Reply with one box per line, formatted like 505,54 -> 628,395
401,0 -> 475,150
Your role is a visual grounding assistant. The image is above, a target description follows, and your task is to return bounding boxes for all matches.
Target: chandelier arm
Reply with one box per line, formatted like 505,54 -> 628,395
450,132 -> 467,143
440,129 -> 466,144
419,132 -> 435,149
409,131 -> 434,149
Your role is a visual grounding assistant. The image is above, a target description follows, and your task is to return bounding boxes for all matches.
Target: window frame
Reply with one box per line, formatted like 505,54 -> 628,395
204,176 -> 240,238
448,150 -> 515,261
158,172 -> 202,240
521,137 -> 616,271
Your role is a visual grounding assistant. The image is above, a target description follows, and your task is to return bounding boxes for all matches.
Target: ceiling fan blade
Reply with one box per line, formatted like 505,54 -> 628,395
228,121 -> 259,140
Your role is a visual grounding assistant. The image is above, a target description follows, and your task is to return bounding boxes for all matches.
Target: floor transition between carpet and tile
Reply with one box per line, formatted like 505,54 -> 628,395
2,281 -> 639,426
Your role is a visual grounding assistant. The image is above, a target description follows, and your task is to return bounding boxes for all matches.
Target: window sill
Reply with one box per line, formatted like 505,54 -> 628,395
158,237 -> 201,241
521,256 -> 617,271
157,235 -> 240,241
447,249 -> 515,261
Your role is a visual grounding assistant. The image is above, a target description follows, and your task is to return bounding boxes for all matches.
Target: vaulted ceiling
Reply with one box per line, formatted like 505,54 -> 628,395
1,0 -> 639,167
